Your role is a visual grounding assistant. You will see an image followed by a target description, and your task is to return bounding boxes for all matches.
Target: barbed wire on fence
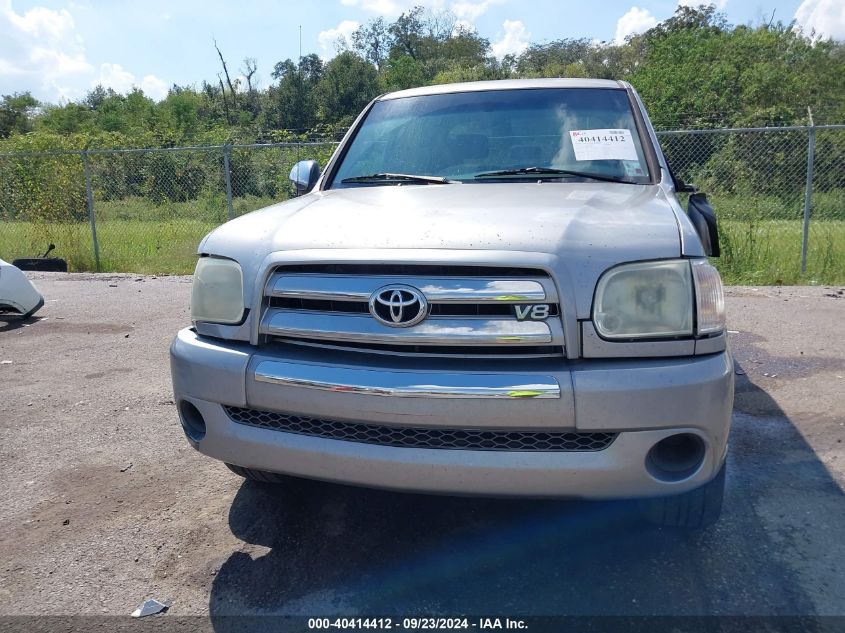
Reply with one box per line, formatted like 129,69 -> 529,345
0,125 -> 843,283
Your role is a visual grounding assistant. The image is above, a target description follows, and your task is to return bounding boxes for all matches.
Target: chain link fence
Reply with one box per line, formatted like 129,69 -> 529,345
1,125 -> 843,283
0,142 -> 337,274
657,125 -> 845,283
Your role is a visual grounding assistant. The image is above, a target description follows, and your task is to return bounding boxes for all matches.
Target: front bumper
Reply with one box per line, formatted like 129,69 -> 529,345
171,328 -> 733,499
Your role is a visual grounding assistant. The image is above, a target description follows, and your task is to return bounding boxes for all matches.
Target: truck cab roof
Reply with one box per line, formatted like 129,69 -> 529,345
379,78 -> 628,101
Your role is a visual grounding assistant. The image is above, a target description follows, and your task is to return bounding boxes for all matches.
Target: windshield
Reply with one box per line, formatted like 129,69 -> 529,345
330,87 -> 653,187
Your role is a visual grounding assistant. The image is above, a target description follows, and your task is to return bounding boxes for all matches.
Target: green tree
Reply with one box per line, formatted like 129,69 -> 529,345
0,92 -> 39,138
36,102 -> 93,135
381,55 -> 425,91
315,51 -> 379,124
516,38 -> 595,76
438,27 -> 490,66
388,6 -> 426,60
630,6 -> 845,128
159,89 -> 203,138
352,17 -> 391,69
265,55 -> 324,130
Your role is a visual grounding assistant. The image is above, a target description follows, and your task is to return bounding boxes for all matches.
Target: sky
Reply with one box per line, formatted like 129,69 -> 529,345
1,0 -> 843,104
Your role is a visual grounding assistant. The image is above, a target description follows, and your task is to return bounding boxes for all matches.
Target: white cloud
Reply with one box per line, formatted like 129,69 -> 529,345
451,0 -> 504,23
339,0 -> 428,16
677,0 -> 728,9
139,75 -> 168,101
614,6 -> 658,43
318,19 -> 360,59
5,3 -> 75,38
0,1 -> 168,102
95,62 -> 135,93
0,0 -> 92,100
491,19 -> 529,58
340,0 -> 503,21
92,62 -> 169,101
794,0 -> 845,40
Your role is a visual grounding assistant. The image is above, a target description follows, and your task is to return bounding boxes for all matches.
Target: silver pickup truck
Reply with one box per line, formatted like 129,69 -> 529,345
170,79 -> 733,528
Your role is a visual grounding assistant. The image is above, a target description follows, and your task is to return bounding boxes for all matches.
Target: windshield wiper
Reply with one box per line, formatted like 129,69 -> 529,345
475,166 -> 635,184
341,173 -> 455,185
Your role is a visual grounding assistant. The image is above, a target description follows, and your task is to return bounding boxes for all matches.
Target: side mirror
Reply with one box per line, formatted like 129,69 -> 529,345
289,160 -> 321,196
687,193 -> 720,257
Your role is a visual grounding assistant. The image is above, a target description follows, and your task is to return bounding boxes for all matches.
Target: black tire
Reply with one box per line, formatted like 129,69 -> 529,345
225,463 -> 291,484
639,460 -> 726,529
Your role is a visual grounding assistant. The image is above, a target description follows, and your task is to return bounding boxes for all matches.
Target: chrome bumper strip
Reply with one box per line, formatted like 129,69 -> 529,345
254,360 -> 561,399
261,310 -> 554,345
268,274 -> 551,303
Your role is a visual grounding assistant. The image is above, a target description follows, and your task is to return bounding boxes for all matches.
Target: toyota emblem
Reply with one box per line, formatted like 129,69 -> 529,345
368,284 -> 428,327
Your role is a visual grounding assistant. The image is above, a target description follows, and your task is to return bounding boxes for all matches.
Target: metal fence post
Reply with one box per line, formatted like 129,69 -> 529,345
223,144 -> 235,220
801,110 -> 816,275
82,150 -> 101,271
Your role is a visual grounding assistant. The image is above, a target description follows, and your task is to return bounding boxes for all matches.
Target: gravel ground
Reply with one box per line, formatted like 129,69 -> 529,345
1,273 -> 844,619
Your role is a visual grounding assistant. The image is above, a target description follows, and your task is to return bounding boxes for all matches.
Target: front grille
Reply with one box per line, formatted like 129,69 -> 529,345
260,263 -> 565,357
224,406 -> 617,452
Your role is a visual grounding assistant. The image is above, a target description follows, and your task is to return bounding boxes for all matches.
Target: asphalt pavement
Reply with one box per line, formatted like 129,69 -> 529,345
1,274 -> 843,621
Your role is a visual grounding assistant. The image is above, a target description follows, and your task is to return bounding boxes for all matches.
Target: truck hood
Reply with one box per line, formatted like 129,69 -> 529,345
201,182 -> 682,318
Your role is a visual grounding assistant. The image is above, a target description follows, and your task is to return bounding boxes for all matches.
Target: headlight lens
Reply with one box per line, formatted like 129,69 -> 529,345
691,259 -> 725,335
594,260 -> 694,339
191,257 -> 244,324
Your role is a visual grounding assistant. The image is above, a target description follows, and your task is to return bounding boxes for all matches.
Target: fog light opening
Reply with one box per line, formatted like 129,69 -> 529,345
178,400 -> 206,442
646,433 -> 705,482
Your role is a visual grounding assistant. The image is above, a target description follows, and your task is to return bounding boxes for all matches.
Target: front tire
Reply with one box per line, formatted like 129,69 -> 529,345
639,460 -> 726,529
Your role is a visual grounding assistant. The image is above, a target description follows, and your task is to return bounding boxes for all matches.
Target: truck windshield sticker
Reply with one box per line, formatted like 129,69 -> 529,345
569,129 -> 638,161
622,160 -> 645,177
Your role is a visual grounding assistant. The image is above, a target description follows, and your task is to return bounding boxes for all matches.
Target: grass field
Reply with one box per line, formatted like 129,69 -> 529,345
0,195 -> 276,275
1,196 -> 843,284
718,219 -> 845,284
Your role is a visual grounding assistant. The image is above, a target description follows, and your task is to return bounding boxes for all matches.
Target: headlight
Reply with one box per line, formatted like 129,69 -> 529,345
191,257 -> 244,324
594,260 -> 694,339
593,259 -> 725,340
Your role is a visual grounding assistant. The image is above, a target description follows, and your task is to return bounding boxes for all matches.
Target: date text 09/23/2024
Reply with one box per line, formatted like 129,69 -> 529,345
308,617 -> 528,630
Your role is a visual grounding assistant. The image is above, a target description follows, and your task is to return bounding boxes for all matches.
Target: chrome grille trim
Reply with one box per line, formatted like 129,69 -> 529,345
265,264 -> 549,277
253,360 -> 561,399
268,274 -> 552,303
260,264 -> 564,356
260,310 -> 555,346
224,406 -> 617,452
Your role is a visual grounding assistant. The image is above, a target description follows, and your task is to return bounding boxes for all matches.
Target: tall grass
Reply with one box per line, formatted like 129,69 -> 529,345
0,194 -> 278,274
0,219 -> 216,274
719,220 -> 845,284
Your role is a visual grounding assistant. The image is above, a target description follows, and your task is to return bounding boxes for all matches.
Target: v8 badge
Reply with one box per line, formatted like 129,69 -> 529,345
514,304 -> 551,321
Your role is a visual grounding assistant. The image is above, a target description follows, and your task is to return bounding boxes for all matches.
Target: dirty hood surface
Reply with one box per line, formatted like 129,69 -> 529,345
202,182 -> 682,317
